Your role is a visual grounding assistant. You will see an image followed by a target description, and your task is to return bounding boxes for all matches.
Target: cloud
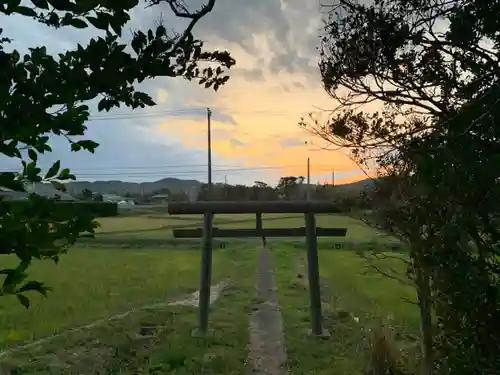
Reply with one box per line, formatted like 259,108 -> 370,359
0,0 -> 364,186
280,137 -> 306,148
0,119 -> 211,183
234,67 -> 265,81
230,138 -> 247,147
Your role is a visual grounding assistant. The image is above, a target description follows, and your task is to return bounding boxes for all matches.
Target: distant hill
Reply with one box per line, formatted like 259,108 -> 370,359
63,176 -> 378,198
66,177 -> 202,196
337,177 -> 377,190
333,177 -> 378,196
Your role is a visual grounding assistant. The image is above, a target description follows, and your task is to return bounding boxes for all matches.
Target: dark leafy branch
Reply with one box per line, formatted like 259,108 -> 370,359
305,1 -> 500,373
0,0 -> 234,306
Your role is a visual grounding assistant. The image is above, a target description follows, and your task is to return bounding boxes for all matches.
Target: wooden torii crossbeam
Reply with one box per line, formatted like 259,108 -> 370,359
168,200 -> 347,337
168,200 -> 343,214
173,227 -> 347,238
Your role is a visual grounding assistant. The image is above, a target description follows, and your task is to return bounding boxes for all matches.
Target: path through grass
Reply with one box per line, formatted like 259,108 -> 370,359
0,247 -> 229,347
0,246 -> 257,374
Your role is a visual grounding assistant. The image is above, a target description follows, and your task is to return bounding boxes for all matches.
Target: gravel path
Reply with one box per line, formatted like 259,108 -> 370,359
247,247 -> 289,375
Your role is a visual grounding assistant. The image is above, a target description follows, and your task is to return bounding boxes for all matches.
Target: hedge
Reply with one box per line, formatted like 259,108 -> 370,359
4,200 -> 118,218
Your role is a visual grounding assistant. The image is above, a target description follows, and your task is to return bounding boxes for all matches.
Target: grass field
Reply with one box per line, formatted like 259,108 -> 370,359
0,247 -> 256,374
0,209 -> 416,374
0,248 -> 230,346
272,244 -> 419,375
93,212 -> 395,245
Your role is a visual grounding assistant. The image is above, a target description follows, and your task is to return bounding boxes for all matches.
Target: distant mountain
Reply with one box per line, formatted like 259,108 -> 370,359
63,176 -> 378,199
333,177 -> 379,195
66,177 -> 202,196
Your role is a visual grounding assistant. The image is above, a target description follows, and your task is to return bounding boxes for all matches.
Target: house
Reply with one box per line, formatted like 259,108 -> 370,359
101,193 -> 126,202
102,194 -> 135,205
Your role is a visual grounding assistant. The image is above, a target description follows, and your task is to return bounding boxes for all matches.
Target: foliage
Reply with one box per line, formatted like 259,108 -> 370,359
0,0 -> 235,306
194,176 -> 351,201
276,176 -> 305,200
5,199 -> 118,218
79,188 -> 93,200
193,177 -> 372,202
303,0 -> 500,374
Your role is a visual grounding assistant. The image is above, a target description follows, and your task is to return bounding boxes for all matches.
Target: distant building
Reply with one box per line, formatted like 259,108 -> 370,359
102,193 -> 128,202
102,194 -> 135,206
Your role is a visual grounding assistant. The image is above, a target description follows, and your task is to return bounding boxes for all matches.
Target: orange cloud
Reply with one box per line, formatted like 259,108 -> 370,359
152,41 -> 366,185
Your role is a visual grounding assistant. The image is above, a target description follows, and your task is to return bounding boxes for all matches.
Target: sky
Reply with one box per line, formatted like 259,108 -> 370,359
0,0 -> 366,187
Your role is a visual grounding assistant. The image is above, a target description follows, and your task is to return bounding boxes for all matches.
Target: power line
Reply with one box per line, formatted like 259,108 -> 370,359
58,166 -> 327,178
0,165 -> 292,174
86,107 -> 328,122
0,163 -> 345,173
67,168 -> 339,179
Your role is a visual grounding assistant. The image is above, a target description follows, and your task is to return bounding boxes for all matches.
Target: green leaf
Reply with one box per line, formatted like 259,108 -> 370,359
56,168 -> 74,181
19,281 -> 50,296
45,160 -> 60,179
47,12 -> 59,25
0,172 -> 24,191
86,14 -> 109,30
134,92 -> 156,106
71,143 -> 81,152
15,6 -> 37,17
69,18 -> 88,29
31,0 -> 49,9
23,162 -> 42,182
109,18 -> 123,36
47,0 -> 72,11
74,140 -> 99,152
28,149 -> 37,162
3,269 -> 27,290
17,294 -> 30,309
97,98 -> 118,112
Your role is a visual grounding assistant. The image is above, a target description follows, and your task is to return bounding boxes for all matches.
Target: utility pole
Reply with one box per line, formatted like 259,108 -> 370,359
224,175 -> 227,185
307,157 -> 311,200
207,108 -> 212,198
331,168 -> 335,186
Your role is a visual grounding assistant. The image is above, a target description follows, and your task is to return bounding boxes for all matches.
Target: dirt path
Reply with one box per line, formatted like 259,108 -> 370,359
247,247 -> 289,375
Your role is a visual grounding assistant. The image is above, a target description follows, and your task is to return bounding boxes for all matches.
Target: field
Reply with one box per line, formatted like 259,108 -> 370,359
0,206 -> 419,374
273,246 -> 420,375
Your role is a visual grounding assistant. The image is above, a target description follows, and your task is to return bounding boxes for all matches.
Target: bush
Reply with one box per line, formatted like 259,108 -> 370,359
364,326 -> 412,375
66,201 -> 118,217
5,200 -> 118,218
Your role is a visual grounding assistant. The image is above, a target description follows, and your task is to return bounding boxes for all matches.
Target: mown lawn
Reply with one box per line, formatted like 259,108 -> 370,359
272,244 -> 420,375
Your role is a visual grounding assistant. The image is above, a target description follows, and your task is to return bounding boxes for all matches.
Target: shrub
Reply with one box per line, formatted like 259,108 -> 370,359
6,200 -> 118,218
